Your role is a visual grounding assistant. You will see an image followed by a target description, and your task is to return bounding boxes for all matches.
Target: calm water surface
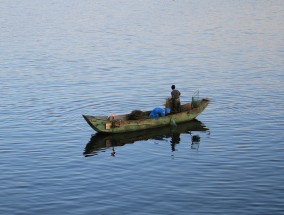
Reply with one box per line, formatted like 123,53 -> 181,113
1,1 -> 284,214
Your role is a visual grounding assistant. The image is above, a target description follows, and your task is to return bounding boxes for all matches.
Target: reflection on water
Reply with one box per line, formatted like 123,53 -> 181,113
84,119 -> 209,157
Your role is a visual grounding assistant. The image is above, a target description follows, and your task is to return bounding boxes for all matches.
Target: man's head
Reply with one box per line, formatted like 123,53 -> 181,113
171,85 -> 175,90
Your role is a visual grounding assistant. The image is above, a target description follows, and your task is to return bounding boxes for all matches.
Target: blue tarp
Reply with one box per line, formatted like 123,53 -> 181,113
149,107 -> 170,118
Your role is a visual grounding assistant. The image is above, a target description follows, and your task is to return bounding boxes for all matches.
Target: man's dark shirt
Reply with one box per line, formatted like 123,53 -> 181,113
171,89 -> 180,99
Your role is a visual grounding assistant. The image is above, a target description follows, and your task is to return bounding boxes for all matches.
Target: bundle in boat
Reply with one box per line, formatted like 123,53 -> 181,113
128,110 -> 149,120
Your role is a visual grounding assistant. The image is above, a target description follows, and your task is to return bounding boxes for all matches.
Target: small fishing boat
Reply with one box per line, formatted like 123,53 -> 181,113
82,95 -> 210,134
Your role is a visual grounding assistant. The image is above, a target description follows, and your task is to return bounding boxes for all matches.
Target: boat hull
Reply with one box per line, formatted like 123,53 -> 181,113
83,98 -> 209,133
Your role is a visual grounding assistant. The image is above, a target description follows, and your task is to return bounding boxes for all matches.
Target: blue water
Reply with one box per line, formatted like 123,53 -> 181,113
1,1 -> 284,214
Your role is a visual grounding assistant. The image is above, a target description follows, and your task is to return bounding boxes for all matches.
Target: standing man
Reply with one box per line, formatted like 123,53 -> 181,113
171,85 -> 181,113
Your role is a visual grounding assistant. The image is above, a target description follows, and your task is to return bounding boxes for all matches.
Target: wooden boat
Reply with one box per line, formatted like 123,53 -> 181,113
83,98 -> 209,134
84,119 -> 208,157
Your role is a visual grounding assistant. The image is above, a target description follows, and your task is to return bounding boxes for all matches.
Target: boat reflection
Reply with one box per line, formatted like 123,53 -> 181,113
83,119 -> 209,157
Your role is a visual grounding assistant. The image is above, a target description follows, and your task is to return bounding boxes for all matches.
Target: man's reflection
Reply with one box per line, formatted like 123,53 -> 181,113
170,132 -> 181,152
